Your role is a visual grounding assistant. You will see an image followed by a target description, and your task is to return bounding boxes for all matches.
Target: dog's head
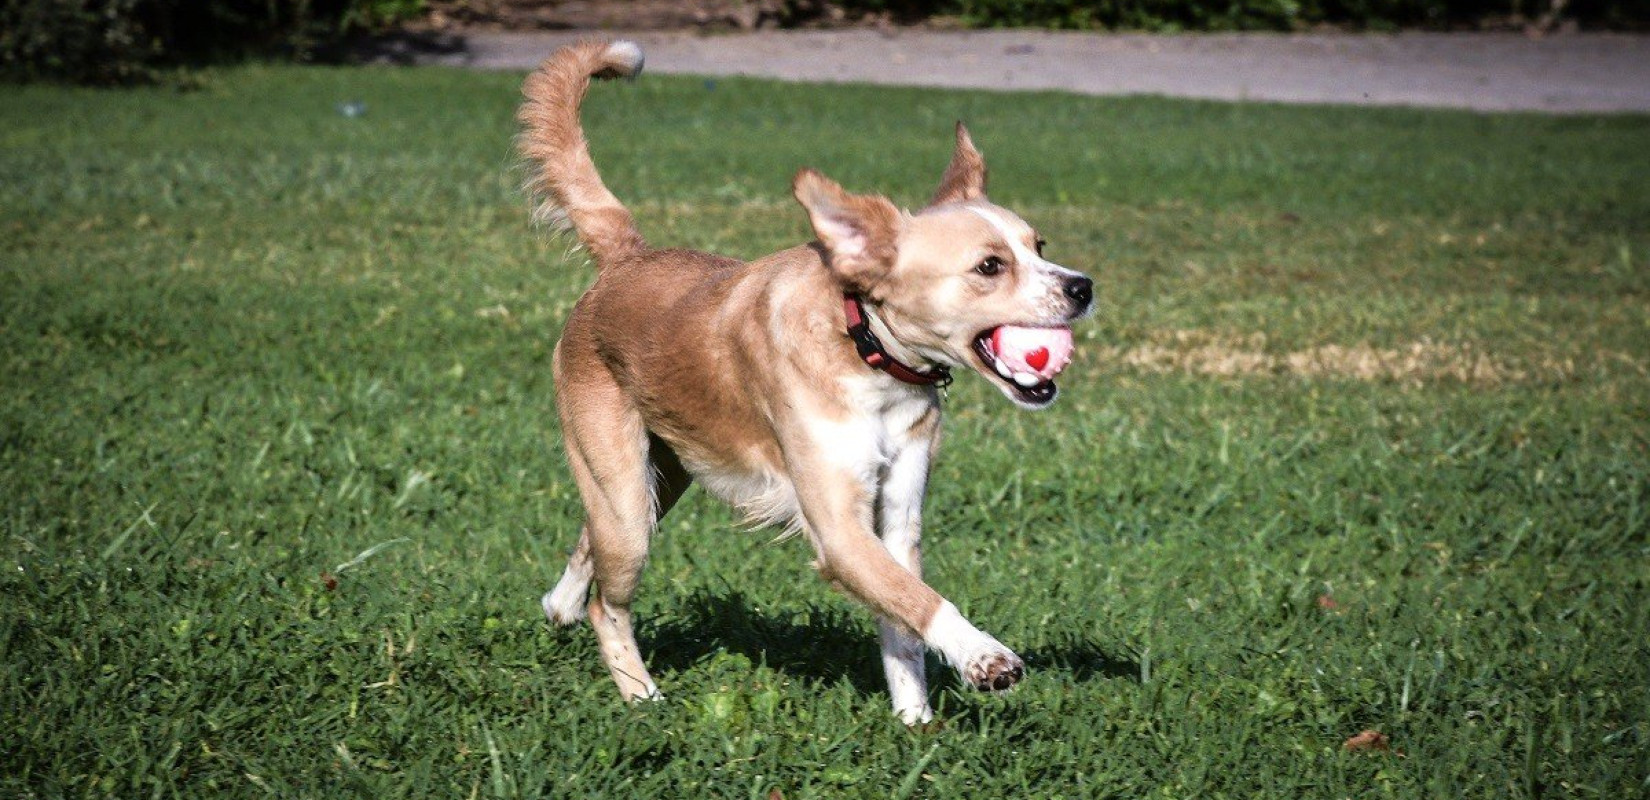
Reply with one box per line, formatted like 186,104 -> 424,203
794,124 -> 1093,409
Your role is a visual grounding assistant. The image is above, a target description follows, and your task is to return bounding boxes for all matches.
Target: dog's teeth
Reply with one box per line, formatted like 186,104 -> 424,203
1012,371 -> 1039,387
994,361 -> 1013,379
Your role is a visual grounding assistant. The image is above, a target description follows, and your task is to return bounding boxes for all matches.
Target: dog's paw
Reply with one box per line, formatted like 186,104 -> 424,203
964,649 -> 1025,692
628,687 -> 664,703
895,703 -> 936,726
925,602 -> 1026,692
541,588 -> 587,625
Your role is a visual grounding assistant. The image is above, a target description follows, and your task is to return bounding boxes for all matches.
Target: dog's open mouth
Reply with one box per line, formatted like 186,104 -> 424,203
971,325 -> 1074,408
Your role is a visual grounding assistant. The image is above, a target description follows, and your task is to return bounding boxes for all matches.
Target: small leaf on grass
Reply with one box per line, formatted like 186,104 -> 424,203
1343,729 -> 1390,752
1317,594 -> 1341,611
320,572 -> 339,591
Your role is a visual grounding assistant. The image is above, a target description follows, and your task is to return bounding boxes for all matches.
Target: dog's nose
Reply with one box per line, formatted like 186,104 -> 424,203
1063,275 -> 1093,310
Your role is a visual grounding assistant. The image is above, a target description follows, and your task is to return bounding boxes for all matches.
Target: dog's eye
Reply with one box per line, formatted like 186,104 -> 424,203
974,256 -> 1005,277
1035,238 -> 1047,257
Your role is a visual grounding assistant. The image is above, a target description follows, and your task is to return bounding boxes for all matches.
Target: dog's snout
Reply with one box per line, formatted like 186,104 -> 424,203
1063,275 -> 1094,312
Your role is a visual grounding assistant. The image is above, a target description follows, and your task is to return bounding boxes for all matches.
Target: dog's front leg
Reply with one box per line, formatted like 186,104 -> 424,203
785,436 -> 1025,716
876,440 -> 935,724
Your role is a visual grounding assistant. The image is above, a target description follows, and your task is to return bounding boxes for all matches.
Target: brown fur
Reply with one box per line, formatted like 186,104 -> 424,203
520,41 -> 1092,715
517,40 -> 647,263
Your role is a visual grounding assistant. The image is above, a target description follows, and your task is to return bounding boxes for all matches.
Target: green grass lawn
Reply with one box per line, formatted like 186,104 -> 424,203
3,64 -> 1648,798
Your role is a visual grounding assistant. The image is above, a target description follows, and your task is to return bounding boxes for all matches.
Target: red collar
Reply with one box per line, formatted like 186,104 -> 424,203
843,294 -> 952,387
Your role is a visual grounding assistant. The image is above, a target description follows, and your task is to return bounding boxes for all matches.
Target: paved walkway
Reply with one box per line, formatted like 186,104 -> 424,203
377,29 -> 1650,113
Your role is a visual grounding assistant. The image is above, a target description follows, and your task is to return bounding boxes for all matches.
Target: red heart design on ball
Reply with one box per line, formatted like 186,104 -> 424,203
1025,347 -> 1049,371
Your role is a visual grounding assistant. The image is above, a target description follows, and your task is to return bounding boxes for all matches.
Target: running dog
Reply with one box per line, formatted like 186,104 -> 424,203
520,40 -> 1092,724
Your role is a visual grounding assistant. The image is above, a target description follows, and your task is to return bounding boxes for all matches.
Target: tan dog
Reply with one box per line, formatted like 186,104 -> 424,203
519,40 -> 1093,724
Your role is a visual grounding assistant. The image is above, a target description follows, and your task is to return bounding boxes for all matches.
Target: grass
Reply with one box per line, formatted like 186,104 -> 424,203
3,64 -> 1648,798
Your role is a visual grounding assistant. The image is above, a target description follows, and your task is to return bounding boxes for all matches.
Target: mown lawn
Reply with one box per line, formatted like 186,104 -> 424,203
2,64 -> 1648,798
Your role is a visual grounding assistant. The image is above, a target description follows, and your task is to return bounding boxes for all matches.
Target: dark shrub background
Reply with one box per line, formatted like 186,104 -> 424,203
0,0 -> 422,84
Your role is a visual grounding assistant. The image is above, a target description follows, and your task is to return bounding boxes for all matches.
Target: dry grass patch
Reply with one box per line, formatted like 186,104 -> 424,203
1091,329 -> 1584,385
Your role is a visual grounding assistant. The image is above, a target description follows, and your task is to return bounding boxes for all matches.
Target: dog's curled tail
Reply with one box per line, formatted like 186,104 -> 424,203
518,40 -> 646,265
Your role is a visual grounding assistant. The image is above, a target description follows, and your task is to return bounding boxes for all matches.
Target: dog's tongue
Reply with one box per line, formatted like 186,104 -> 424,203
990,326 -> 1074,382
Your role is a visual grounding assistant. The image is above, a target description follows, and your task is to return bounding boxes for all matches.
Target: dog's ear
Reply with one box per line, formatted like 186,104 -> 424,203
928,122 -> 988,207
794,168 -> 903,288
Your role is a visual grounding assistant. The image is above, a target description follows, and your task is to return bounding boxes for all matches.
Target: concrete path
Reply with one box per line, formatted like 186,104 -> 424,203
378,29 -> 1650,113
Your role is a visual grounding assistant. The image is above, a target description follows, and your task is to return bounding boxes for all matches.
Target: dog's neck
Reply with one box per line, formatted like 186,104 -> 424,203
848,295 -> 951,386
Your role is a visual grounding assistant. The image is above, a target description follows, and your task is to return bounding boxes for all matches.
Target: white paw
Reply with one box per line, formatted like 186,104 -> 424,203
541,587 -> 586,625
924,602 -> 1026,692
895,703 -> 935,725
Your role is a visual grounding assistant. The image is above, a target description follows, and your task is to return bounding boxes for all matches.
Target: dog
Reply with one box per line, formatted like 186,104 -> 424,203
518,40 -> 1092,724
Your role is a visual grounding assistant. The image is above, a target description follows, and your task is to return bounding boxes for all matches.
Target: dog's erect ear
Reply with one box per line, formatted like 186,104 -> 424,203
928,122 -> 988,207
794,168 -> 903,288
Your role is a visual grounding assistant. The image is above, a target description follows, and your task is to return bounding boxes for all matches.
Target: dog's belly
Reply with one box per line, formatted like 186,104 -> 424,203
682,456 -> 801,533
629,381 -> 793,530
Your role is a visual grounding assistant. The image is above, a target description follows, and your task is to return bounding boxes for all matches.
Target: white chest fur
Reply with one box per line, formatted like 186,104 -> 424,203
689,375 -> 937,534
807,375 -> 938,486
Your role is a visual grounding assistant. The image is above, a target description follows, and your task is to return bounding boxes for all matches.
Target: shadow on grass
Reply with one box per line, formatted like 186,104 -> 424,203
642,589 -> 1139,700
644,589 -> 888,693
1023,633 -> 1141,684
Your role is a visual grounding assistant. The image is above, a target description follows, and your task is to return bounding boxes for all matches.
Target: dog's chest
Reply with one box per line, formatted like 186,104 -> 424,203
855,377 -> 936,450
687,376 -> 937,532
805,375 -> 939,481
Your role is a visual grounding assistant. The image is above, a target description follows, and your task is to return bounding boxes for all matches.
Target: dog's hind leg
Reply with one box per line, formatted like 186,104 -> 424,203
546,438 -> 691,627
542,526 -> 596,625
544,435 -> 688,625
557,373 -> 690,700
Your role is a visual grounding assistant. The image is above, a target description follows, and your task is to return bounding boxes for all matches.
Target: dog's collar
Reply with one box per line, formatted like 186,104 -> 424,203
843,294 -> 952,388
